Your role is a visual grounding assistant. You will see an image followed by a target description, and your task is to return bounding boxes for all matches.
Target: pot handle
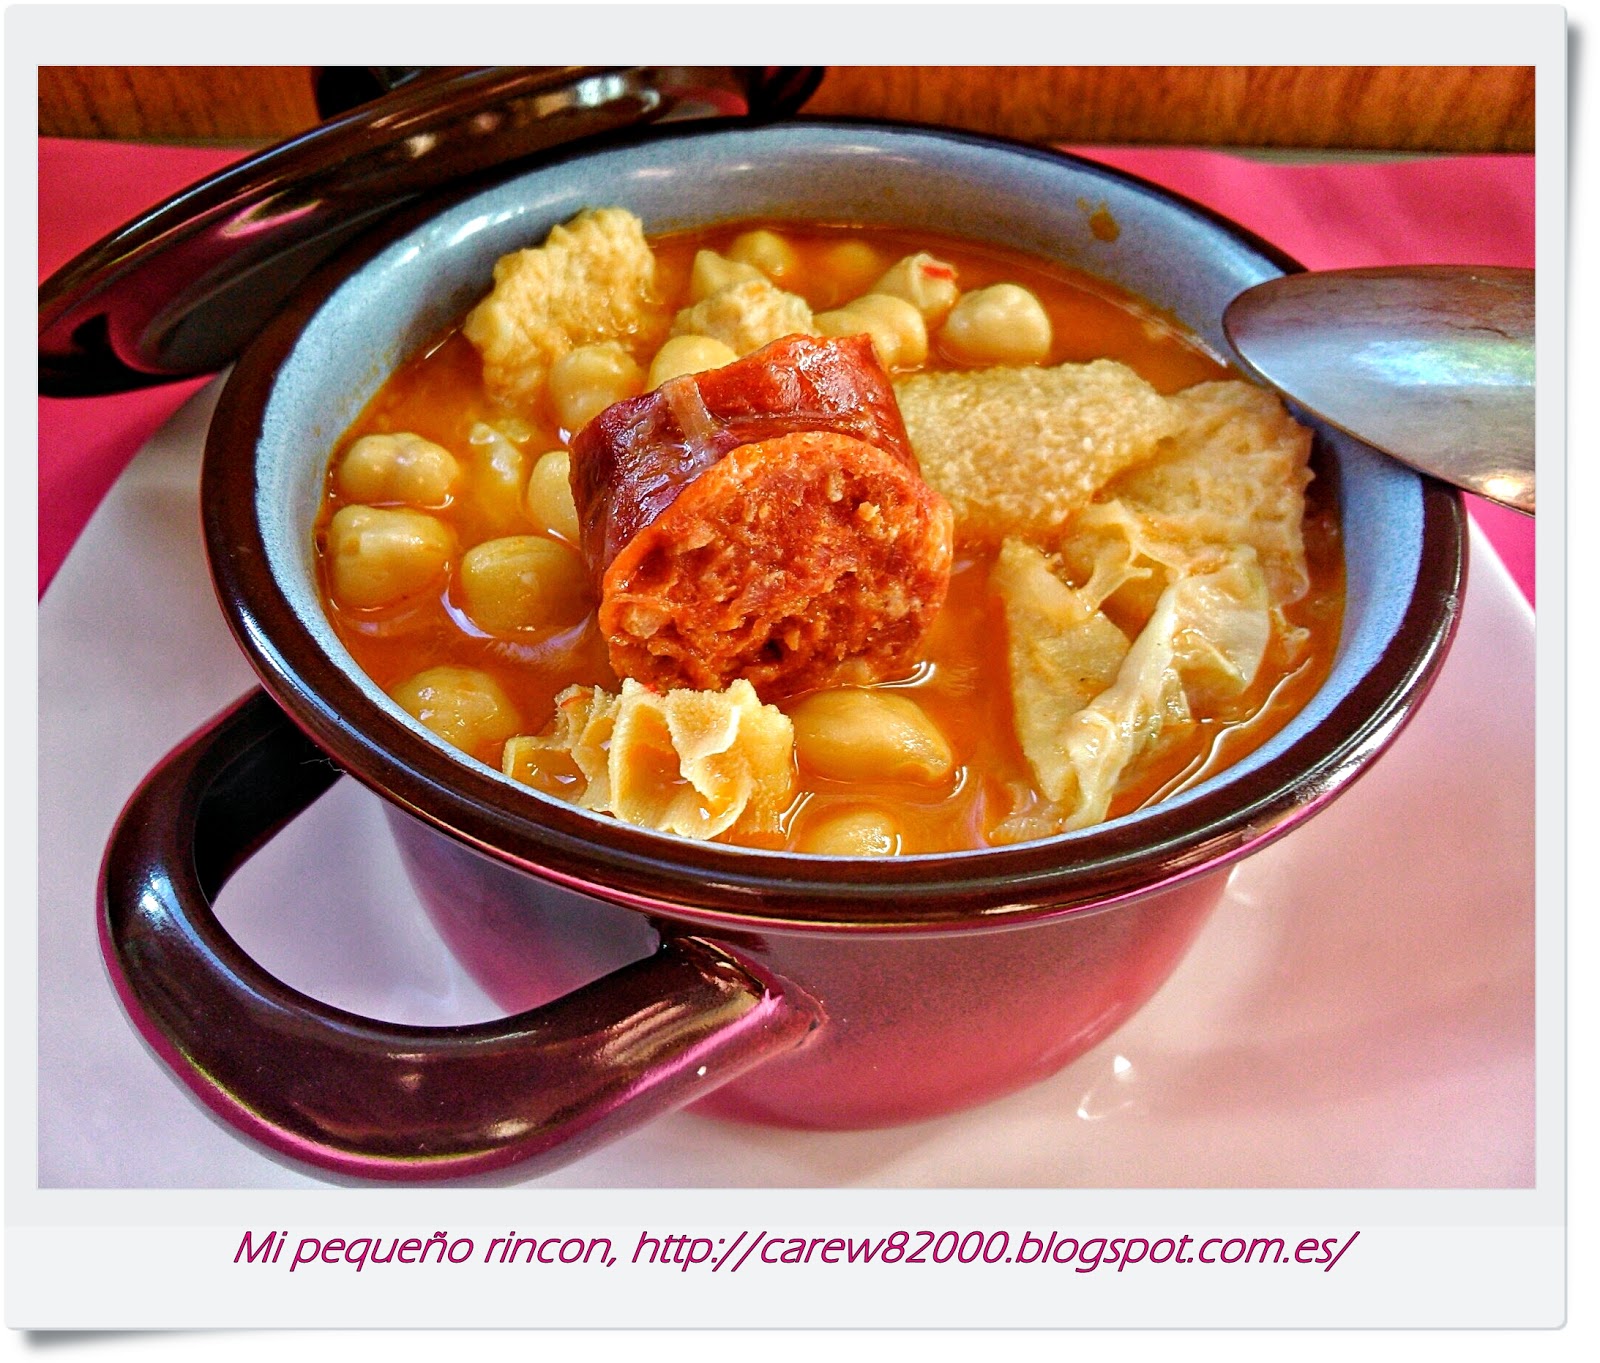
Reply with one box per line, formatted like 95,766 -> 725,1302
100,689 -> 816,1182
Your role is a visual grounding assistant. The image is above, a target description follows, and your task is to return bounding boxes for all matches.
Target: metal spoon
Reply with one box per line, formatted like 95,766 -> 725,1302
1223,266 -> 1534,514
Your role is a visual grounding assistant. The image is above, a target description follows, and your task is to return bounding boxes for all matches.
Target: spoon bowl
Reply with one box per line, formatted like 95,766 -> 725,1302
1223,266 -> 1534,514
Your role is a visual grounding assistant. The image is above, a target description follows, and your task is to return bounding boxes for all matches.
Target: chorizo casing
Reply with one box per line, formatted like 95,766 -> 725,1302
570,335 -> 953,698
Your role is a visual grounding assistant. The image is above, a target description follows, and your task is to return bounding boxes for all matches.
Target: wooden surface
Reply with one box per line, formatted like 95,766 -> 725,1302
39,66 -> 321,144
809,67 -> 1534,152
39,65 -> 1534,151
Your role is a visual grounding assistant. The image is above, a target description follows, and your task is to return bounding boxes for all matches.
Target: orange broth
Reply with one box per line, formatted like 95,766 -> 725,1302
315,223 -> 1343,854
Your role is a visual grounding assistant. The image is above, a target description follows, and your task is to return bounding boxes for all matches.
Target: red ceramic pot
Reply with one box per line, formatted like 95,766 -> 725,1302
387,806 -> 1228,1131
100,120 -> 1466,1181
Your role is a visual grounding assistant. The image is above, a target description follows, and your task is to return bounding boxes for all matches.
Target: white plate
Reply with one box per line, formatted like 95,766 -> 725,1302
36,380 -> 1535,1189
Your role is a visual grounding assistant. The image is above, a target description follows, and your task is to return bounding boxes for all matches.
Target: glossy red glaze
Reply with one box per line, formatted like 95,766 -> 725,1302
392,807 -> 1223,1129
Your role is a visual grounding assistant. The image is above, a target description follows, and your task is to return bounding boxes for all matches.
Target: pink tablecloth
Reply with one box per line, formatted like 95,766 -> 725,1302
37,136 -> 1536,601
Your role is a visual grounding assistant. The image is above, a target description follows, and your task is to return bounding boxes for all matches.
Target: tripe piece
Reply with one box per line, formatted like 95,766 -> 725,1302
994,541 -> 1273,835
502,677 -> 795,840
893,359 -> 1178,543
1091,380 -> 1315,610
670,275 -> 816,357
1165,552 -> 1272,711
991,539 -> 1133,806
462,207 -> 666,408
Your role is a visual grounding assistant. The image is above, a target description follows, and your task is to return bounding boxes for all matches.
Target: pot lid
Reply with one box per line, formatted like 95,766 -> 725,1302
38,66 -> 822,397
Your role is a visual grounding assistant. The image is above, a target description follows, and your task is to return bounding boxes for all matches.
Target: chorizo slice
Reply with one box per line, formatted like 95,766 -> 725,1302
569,335 -> 953,698
571,333 -> 918,570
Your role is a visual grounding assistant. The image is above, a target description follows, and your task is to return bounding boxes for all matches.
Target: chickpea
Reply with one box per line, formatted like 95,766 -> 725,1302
789,689 -> 955,785
458,535 -> 592,632
818,240 -> 886,301
872,253 -> 961,325
647,334 -> 738,389
390,665 -> 521,757
799,807 -> 903,857
726,228 -> 800,285
525,450 -> 581,542
548,342 -> 644,433
688,249 -> 765,302
326,505 -> 454,611
813,293 -> 928,370
466,422 -> 531,536
336,431 -> 460,507
937,282 -> 1053,365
